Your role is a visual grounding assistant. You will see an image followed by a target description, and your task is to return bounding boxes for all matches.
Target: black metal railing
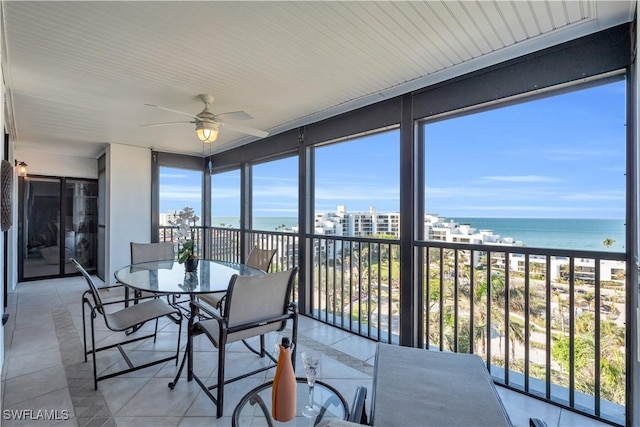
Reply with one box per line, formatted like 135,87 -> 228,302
208,226 -> 241,263
159,226 -> 204,259
416,241 -> 626,425
246,229 -> 299,273
310,235 -> 400,344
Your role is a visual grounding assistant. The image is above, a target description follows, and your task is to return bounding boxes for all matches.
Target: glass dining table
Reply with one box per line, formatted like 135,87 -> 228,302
114,259 -> 265,388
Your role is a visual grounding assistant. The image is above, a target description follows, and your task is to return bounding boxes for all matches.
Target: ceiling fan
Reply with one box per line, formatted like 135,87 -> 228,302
141,94 -> 269,143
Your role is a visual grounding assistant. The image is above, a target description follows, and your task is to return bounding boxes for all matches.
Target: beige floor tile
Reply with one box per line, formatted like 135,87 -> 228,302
115,377 -> 200,417
2,388 -> 75,427
3,365 -> 70,407
114,416 -> 180,427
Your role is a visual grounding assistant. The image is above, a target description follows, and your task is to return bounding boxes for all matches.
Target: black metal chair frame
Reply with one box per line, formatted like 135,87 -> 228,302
188,268 -> 299,418
199,246 -> 278,312
197,246 -> 280,357
125,242 -> 182,333
128,241 -> 176,304
74,258 -> 183,389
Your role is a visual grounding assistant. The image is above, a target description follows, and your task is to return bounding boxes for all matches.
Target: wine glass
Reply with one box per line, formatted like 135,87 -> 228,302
301,351 -> 321,417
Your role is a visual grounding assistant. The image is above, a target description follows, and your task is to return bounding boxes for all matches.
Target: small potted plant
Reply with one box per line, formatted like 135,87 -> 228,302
170,207 -> 200,272
178,240 -> 198,272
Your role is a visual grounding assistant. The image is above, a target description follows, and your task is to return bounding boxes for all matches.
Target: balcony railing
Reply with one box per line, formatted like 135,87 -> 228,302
159,225 -> 627,425
311,235 -> 400,344
310,236 -> 626,425
159,226 -> 298,270
416,241 -> 626,425
159,225 -> 205,259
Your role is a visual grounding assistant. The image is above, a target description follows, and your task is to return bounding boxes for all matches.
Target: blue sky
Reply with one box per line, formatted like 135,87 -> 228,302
425,79 -> 626,219
162,78 -> 626,220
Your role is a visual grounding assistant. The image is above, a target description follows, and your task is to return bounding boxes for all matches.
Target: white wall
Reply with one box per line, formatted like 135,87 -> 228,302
12,150 -> 97,179
6,150 -> 98,296
7,144 -> 151,287
105,144 -> 151,284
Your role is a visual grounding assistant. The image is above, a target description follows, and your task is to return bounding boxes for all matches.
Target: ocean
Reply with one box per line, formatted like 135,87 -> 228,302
450,217 -> 626,252
213,217 -> 298,231
213,216 -> 626,252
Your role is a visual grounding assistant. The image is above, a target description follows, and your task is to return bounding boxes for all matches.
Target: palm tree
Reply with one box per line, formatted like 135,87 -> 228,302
508,319 -> 526,360
553,289 -> 566,333
602,237 -> 616,248
582,292 -> 595,311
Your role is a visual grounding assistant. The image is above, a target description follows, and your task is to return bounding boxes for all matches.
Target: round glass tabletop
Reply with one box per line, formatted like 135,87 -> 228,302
232,378 -> 349,426
114,259 -> 264,295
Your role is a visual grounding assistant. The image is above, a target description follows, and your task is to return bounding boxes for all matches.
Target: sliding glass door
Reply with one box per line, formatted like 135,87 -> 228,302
18,176 -> 98,280
20,177 -> 61,279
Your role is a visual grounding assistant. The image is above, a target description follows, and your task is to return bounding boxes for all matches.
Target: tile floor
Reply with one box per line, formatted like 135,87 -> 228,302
1,276 -> 612,427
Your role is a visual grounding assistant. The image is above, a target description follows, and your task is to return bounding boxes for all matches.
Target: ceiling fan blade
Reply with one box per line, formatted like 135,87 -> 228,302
216,111 -> 254,122
221,122 -> 269,138
145,103 -> 201,120
140,120 -> 193,127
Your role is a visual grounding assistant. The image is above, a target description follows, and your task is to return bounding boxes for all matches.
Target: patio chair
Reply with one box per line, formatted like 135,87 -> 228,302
125,241 -> 178,332
189,267 -> 298,418
109,242 -> 176,306
198,246 -> 277,313
130,241 -> 176,264
73,258 -> 183,390
198,246 -> 278,357
129,241 -> 176,302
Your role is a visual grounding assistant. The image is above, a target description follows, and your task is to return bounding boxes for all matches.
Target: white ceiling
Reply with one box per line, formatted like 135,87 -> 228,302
2,1 -> 636,159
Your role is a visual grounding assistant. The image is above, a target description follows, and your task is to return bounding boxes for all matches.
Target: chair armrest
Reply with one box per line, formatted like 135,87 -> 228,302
226,311 -> 294,334
288,301 -> 299,314
100,294 -> 159,305
101,283 -> 127,291
348,386 -> 368,424
190,299 -> 224,322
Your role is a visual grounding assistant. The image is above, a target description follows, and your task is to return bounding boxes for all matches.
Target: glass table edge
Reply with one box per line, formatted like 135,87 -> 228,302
231,377 -> 350,426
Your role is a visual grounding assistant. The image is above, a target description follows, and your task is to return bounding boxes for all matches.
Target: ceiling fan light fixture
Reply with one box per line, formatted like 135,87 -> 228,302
195,122 -> 219,143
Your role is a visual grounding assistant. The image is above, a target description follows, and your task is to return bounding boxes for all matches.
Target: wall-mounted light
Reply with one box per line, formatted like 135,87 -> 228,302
14,160 -> 27,177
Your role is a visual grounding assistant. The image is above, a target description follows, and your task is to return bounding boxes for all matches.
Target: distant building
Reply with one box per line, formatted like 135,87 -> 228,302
424,214 -> 525,246
313,207 -> 523,247
160,210 -> 202,227
314,205 -> 400,237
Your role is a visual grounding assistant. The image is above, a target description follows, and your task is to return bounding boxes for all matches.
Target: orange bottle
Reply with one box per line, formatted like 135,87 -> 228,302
272,337 -> 297,421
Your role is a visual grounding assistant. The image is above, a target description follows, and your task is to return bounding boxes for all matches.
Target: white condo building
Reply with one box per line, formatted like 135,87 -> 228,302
313,207 -> 523,246
310,208 -> 624,285
314,205 -> 397,237
424,214 -> 525,246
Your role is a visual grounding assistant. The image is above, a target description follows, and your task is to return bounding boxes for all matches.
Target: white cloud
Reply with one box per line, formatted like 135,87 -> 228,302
315,185 -> 399,201
253,184 -> 298,198
561,191 -> 625,201
160,184 -> 201,202
546,147 -> 621,160
481,175 -> 559,183
160,172 -> 191,179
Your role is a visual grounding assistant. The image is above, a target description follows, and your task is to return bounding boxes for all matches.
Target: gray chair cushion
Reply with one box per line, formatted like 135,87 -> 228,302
198,292 -> 224,311
130,242 -> 175,263
196,270 -> 293,345
105,297 -> 180,331
371,343 -> 511,427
